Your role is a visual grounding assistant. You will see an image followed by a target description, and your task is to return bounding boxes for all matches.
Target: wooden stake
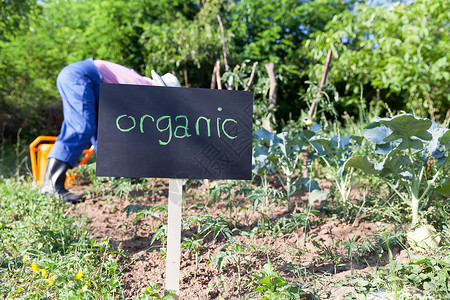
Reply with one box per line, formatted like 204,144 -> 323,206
308,49 -> 333,119
216,14 -> 230,72
263,63 -> 277,131
183,60 -> 189,88
303,50 -> 333,179
264,63 -> 277,110
165,178 -> 184,299
215,59 -> 222,90
244,61 -> 258,91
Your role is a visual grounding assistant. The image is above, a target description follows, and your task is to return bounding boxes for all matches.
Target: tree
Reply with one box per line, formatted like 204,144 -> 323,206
306,0 -> 450,120
0,0 -> 39,41
223,0 -> 360,119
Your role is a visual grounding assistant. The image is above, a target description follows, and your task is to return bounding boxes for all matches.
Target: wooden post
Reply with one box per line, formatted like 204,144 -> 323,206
215,59 -> 223,90
244,61 -> 258,91
216,14 -> 230,72
263,63 -> 277,131
165,178 -> 185,299
303,50 -> 333,179
308,49 -> 333,119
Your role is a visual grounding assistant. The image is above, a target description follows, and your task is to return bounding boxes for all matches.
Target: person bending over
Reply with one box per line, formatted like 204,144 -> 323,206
41,57 -> 180,204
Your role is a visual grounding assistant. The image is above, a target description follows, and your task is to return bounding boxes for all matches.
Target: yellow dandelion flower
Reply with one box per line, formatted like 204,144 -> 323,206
41,269 -> 49,279
31,262 -> 40,273
76,271 -> 84,280
48,275 -> 56,286
22,255 -> 30,264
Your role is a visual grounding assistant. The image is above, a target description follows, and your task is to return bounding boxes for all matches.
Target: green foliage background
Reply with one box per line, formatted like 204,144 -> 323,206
0,0 -> 448,141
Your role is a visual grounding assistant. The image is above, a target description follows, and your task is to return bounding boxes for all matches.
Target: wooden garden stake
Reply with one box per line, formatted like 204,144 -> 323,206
216,14 -> 230,73
244,61 -> 258,91
165,178 -> 185,299
303,50 -> 333,178
308,49 -> 333,119
263,62 -> 277,131
215,59 -> 223,90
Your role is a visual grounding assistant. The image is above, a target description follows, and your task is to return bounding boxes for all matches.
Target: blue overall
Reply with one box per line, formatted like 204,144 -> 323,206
48,58 -> 103,168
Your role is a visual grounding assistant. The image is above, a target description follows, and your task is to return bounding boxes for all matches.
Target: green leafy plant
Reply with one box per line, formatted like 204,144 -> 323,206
308,131 -> 363,206
151,224 -> 168,257
214,243 -> 249,299
209,180 -> 250,220
254,128 -> 318,211
182,214 -> 236,276
344,114 -> 450,225
124,204 -> 168,221
248,262 -> 306,300
398,255 -> 450,298
140,281 -> 176,299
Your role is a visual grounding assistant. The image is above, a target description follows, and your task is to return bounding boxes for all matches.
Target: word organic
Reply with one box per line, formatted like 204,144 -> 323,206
115,107 -> 238,145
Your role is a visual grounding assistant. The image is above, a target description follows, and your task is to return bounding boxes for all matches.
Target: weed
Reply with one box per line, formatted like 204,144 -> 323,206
139,281 -> 176,299
214,243 -> 250,299
247,262 -> 307,299
209,180 -> 250,221
151,225 -> 168,257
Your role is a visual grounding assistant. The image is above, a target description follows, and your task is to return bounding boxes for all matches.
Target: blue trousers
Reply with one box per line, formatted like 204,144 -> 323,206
48,58 -> 103,168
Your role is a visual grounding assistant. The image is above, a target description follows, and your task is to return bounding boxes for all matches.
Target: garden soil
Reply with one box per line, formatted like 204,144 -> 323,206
68,178 -> 407,299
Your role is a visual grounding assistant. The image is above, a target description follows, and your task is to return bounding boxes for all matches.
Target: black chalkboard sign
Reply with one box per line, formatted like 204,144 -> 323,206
96,84 -> 253,179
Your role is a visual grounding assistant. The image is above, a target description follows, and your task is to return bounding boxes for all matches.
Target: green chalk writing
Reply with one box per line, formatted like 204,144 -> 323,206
115,108 -> 238,146
156,116 -> 172,145
116,115 -> 136,132
174,115 -> 191,139
140,115 -> 155,133
195,116 -> 211,137
222,119 -> 237,139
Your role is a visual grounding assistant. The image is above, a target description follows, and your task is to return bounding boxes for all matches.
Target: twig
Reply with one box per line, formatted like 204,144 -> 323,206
244,61 -> 258,91
352,197 -> 366,227
216,14 -> 230,72
308,49 -> 332,119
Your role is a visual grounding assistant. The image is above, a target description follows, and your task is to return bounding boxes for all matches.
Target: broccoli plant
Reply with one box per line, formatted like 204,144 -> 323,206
344,114 -> 449,225
253,128 -> 320,211
308,132 -> 363,206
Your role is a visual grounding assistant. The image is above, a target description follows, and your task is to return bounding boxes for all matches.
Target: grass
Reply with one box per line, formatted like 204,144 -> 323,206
0,177 -> 124,298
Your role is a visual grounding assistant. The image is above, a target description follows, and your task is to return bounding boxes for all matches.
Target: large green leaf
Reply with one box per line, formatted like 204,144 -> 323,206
343,156 -> 378,174
440,129 -> 450,149
377,148 -> 413,177
363,122 -> 391,144
308,189 -> 328,205
380,115 -> 432,150
436,180 -> 450,197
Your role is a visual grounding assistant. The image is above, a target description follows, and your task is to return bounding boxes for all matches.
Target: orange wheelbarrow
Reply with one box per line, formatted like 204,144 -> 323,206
29,136 -> 95,187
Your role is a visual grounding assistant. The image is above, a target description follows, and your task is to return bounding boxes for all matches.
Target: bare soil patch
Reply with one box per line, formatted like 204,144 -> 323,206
68,178 -> 404,299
